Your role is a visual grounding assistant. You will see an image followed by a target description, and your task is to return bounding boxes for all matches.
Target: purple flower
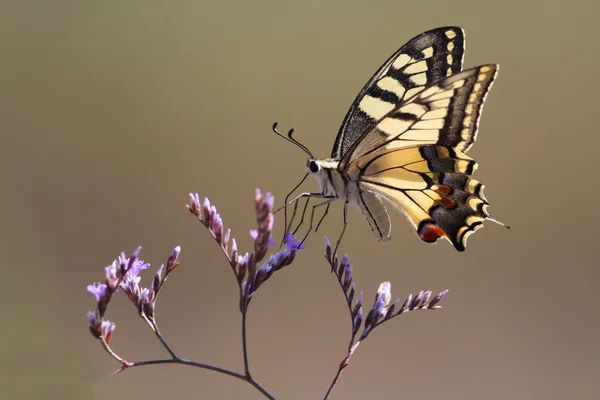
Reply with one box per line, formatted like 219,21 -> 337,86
263,233 -> 304,271
365,282 -> 392,329
372,282 -> 391,319
166,246 -> 181,273
87,311 -> 101,339
342,263 -> 353,291
140,287 -> 155,318
170,246 -> 181,260
101,320 -> 116,344
105,261 -> 119,288
87,311 -> 98,328
428,289 -> 449,309
87,283 -> 109,302
202,198 -> 211,222
120,273 -> 141,302
128,258 -> 150,278
189,193 -> 201,211
251,229 -> 276,246
376,282 -> 392,307
284,232 -> 305,251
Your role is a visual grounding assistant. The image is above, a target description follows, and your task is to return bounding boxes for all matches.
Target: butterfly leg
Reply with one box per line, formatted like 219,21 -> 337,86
279,173 -> 310,247
301,198 -> 337,244
279,197 -> 306,249
291,197 -> 310,236
332,201 -> 349,258
275,192 -> 335,246
314,203 -> 331,233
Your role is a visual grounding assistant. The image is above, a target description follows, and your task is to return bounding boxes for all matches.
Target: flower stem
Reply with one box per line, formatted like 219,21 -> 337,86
323,341 -> 360,400
241,298 -> 250,375
113,357 -> 275,399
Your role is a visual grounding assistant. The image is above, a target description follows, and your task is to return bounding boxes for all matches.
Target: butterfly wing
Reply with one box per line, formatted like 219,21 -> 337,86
331,27 -> 465,160
357,190 -> 392,243
342,64 -> 498,167
347,65 -> 499,250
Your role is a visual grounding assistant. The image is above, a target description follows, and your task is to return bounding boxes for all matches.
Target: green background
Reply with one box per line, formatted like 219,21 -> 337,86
1,1 -> 597,399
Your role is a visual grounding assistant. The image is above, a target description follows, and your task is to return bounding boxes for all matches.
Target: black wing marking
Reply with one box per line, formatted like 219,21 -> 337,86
341,64 -> 498,168
357,145 -> 490,251
331,27 -> 465,160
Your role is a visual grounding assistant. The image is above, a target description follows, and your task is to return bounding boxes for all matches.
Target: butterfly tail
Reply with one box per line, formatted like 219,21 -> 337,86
421,174 -> 488,250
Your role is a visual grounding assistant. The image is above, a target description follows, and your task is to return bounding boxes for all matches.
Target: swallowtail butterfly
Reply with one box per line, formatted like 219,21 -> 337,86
275,26 -> 507,252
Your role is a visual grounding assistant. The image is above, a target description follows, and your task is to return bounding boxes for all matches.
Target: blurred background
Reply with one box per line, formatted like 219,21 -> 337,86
1,1 -> 598,399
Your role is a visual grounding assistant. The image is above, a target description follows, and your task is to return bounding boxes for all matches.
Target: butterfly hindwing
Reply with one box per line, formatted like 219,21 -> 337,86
332,27 -> 465,160
355,145 -> 489,251
357,190 -> 392,243
341,64 -> 498,167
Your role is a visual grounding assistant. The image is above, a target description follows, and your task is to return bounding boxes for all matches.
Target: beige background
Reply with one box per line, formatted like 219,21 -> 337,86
1,1 -> 598,399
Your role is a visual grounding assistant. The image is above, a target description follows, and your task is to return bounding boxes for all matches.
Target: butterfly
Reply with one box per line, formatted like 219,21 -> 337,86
274,26 -> 507,253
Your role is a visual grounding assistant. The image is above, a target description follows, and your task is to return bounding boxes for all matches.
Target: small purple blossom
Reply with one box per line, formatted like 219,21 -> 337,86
101,320 -> 116,344
120,273 -> 141,302
188,193 -> 201,214
253,190 -> 275,262
284,232 -> 305,251
170,246 -> 181,261
140,287 -> 155,318
342,262 -> 353,291
324,236 -> 332,260
87,310 -> 116,343
128,258 -> 151,279
87,283 -> 109,302
202,198 -> 211,221
385,298 -> 400,319
429,289 -> 449,309
153,265 -> 165,293
230,238 -> 238,264
105,261 -> 119,289
237,252 -> 250,281
263,233 -> 304,271
87,311 -> 100,337
376,282 -> 392,307
166,246 -> 181,273
352,292 -> 363,317
353,307 -> 363,336
372,282 -> 392,321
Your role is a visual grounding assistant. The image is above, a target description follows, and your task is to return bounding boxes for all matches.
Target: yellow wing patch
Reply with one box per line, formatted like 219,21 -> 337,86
341,64 -> 498,167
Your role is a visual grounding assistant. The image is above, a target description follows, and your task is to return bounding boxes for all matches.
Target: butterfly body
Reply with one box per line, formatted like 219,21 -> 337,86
281,27 -> 506,252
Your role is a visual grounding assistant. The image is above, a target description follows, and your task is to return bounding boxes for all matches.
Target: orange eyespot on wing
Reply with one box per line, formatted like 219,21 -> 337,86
435,194 -> 457,209
418,222 -> 446,243
432,184 -> 452,195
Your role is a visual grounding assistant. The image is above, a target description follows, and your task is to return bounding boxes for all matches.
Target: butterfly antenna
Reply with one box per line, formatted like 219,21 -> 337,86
272,122 -> 314,158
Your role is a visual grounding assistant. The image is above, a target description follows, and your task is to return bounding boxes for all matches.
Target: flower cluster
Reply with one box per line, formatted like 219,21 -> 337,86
86,188 -> 449,400
188,189 -> 304,311
86,246 -> 180,345
324,236 -> 448,350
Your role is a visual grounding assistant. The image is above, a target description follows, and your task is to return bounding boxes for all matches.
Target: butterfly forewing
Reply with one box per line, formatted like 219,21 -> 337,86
342,64 -> 498,167
331,27 -> 465,160
346,65 -> 499,250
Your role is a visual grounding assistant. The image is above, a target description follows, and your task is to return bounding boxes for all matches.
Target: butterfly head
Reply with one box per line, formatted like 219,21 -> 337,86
305,159 -> 325,192
306,159 -> 320,174
307,158 -> 340,195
